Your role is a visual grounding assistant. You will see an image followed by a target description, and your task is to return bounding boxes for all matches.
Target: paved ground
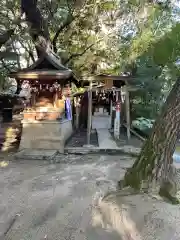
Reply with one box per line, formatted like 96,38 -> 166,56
0,154 -> 133,240
111,127 -> 143,148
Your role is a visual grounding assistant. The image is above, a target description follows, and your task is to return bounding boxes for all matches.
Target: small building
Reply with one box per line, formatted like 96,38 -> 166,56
10,49 -> 80,153
82,74 -> 138,140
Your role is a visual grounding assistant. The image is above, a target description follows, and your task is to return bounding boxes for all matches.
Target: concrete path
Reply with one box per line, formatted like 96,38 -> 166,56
93,114 -> 142,152
96,128 -> 117,149
92,113 -> 118,149
92,114 -> 110,130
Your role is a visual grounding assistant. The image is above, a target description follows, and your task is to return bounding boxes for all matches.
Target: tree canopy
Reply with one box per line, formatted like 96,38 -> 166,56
0,0 -> 179,98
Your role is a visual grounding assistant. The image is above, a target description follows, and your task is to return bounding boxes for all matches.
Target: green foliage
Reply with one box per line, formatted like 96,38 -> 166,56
152,23 -> 180,65
132,117 -> 154,136
115,1 -> 180,120
122,5 -> 173,63
129,55 -> 163,119
0,0 -> 178,103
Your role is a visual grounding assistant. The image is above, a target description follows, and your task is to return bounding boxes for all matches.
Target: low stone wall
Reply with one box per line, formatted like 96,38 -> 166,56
19,119 -> 72,153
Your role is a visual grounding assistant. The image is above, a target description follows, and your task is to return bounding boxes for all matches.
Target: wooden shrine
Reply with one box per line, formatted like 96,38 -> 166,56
10,49 -> 80,152
91,74 -> 136,140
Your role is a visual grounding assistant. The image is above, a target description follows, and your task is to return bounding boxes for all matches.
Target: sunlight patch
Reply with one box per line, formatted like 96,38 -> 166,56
0,161 -> 9,168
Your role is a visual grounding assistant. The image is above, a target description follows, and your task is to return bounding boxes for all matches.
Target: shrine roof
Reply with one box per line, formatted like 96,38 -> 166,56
95,74 -> 132,82
9,49 -> 74,80
80,74 -> 133,88
10,70 -> 72,80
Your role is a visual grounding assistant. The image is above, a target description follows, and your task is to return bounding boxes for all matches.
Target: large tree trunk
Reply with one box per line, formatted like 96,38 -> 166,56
21,0 -> 51,56
119,77 -> 180,198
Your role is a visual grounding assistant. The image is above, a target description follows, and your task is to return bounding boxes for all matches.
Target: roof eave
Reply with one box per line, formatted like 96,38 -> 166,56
10,70 -> 72,80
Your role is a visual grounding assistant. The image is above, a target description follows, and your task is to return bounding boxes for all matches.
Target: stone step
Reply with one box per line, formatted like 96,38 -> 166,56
15,149 -> 58,160
33,136 -> 64,141
20,136 -> 65,153
94,112 -> 109,116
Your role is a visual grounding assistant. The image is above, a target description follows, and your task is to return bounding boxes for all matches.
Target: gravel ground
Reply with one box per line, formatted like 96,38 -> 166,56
0,154 -> 130,240
111,127 -> 143,148
0,154 -> 180,240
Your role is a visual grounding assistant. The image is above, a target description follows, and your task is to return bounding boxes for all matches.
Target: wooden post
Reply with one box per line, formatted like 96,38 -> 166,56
109,99 -> 113,129
116,91 -> 118,101
54,91 -> 58,106
31,92 -> 36,106
125,86 -> 131,140
87,81 -> 92,145
114,90 -> 120,139
75,96 -> 79,129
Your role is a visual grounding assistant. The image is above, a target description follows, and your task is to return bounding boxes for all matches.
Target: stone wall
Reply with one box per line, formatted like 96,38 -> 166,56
19,119 -> 72,153
60,119 -> 73,142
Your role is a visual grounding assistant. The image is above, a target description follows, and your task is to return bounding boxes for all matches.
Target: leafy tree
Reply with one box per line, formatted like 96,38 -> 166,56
130,55 -> 162,119
119,14 -> 180,203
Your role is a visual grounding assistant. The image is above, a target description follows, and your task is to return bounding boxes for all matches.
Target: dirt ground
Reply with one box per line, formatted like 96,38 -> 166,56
0,154 -> 132,240
0,154 -> 180,240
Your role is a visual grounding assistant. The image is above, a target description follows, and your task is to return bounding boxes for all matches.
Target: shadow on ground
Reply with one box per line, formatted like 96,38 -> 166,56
0,154 -> 131,240
0,154 -> 180,240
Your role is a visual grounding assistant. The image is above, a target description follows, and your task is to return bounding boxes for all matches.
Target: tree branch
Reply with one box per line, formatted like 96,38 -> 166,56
64,44 -> 94,65
52,0 -> 77,53
0,29 -> 14,49
52,15 -> 74,53
0,59 -> 11,72
27,49 -> 35,63
20,41 -> 35,63
0,15 -> 23,49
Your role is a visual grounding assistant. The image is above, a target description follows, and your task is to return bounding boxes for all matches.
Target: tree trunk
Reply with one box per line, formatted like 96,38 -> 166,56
21,0 -> 51,56
119,77 -> 180,195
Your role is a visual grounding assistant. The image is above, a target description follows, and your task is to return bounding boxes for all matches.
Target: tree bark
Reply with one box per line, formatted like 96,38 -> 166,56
21,0 -> 51,56
119,77 -> 180,193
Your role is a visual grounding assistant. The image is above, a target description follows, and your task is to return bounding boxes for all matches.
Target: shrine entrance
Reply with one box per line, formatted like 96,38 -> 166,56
92,88 -> 123,133
86,74 -> 135,144
91,84 -> 111,129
